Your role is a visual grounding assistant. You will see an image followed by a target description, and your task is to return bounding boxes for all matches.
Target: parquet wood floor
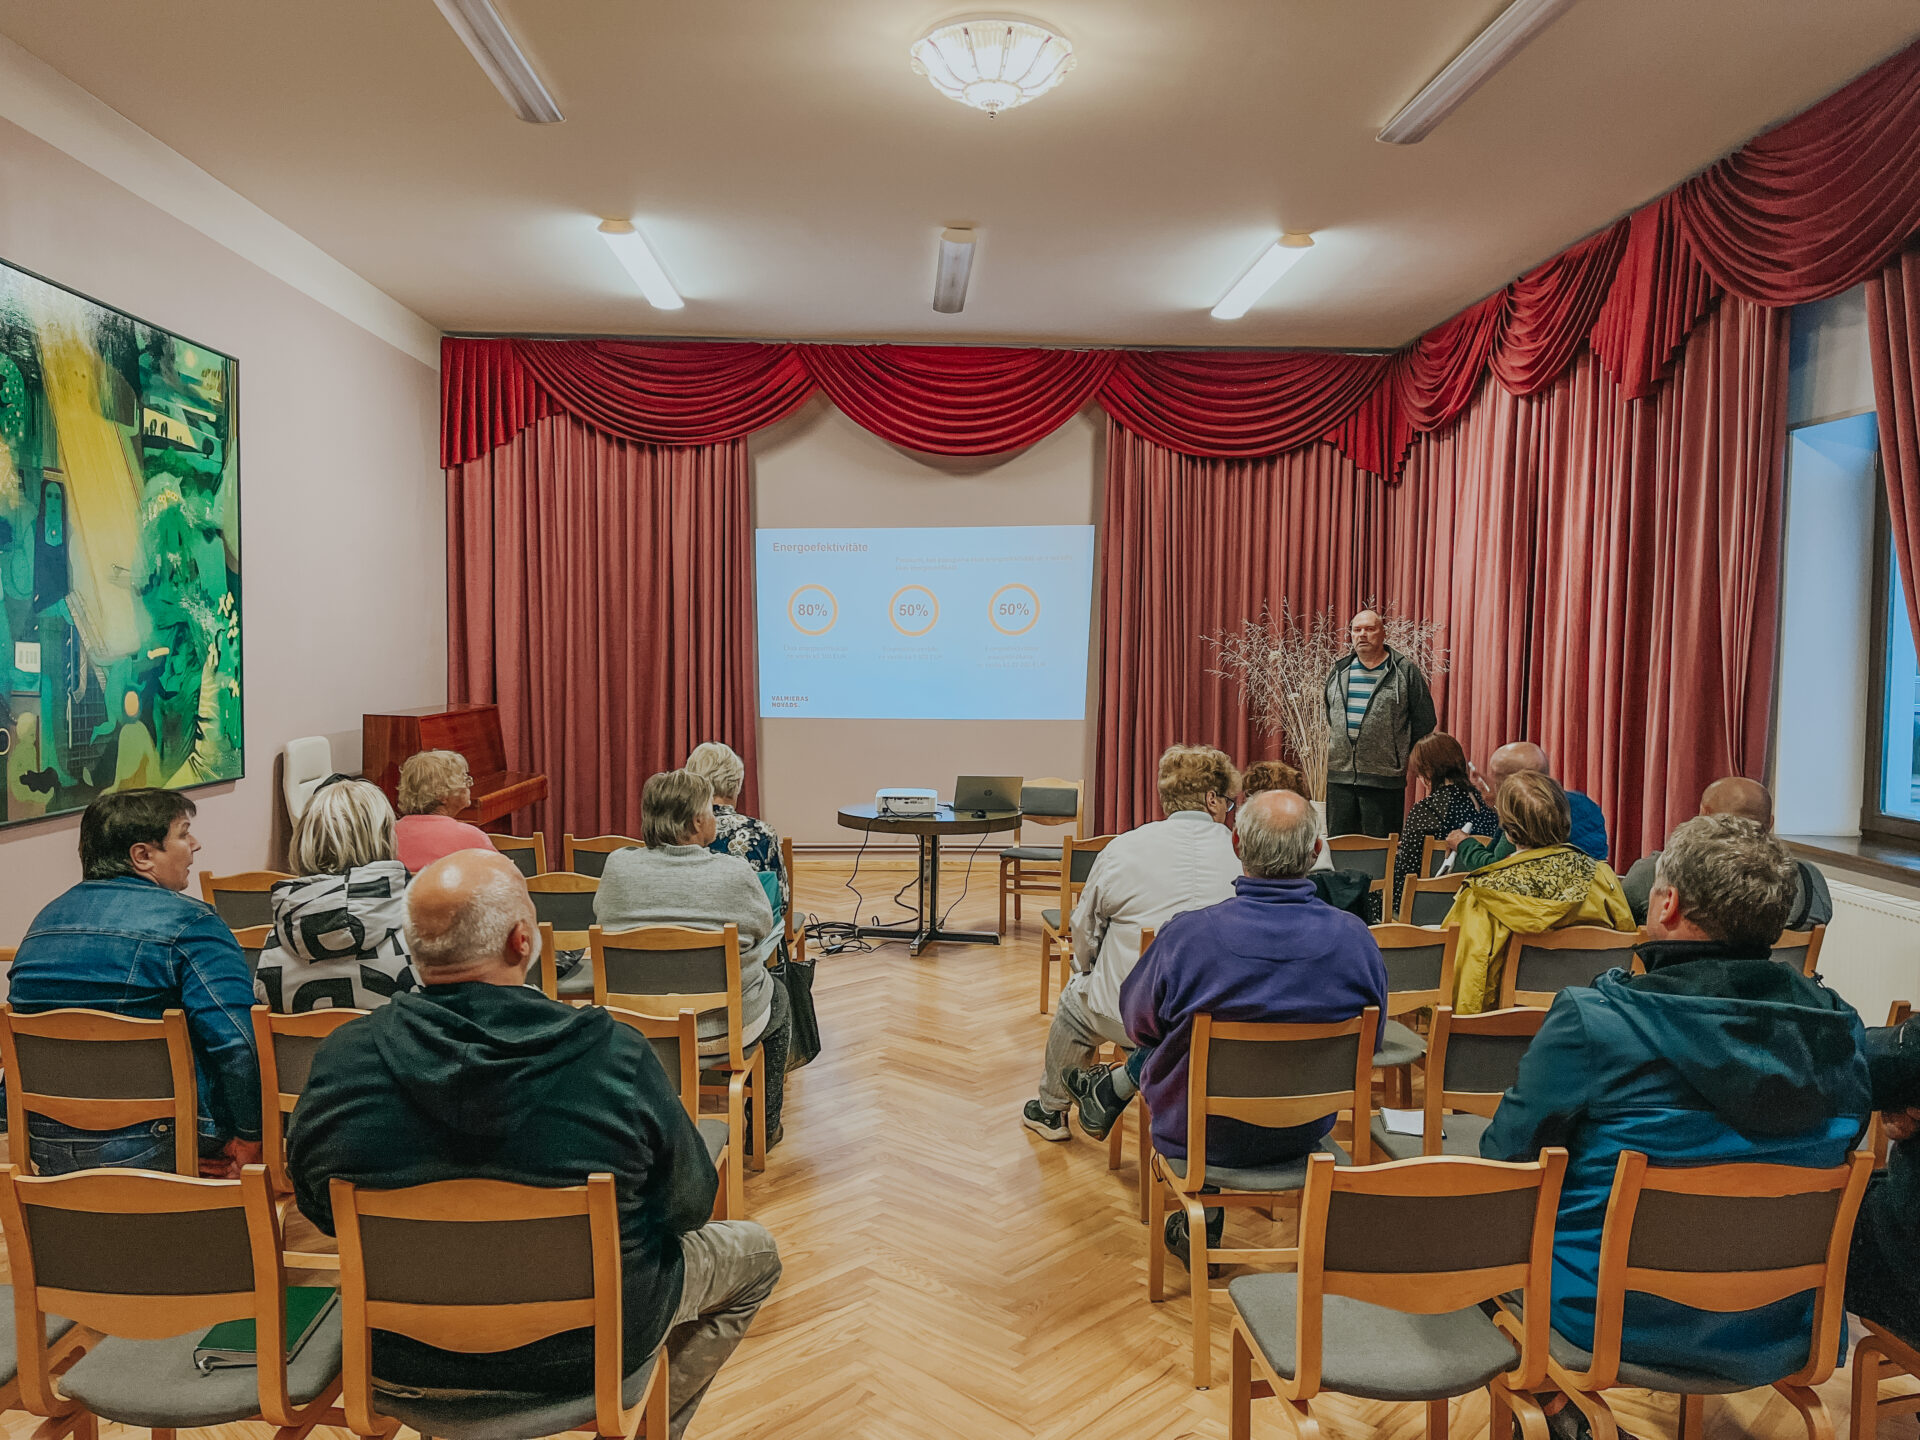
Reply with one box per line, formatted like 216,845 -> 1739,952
0,855 -> 1897,1440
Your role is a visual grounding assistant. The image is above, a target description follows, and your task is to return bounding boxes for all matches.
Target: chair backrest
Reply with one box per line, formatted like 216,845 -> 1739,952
591,924 -> 744,1066
1368,924 -> 1458,1014
1771,924 -> 1825,978
1055,833 -> 1117,934
1498,925 -> 1643,1008
331,1173 -> 636,1440
1576,1149 -> 1873,1392
1423,1006 -> 1548,1149
780,836 -> 801,951
1420,834 -> 1451,878
490,833 -> 548,878
1290,1148 -> 1569,1396
252,1005 -> 367,1195
1399,872 -> 1469,925
1179,1007 -> 1381,1189
525,872 -> 600,945
605,1007 -> 702,1120
0,1005 -> 199,1176
529,923 -> 563,1001
281,735 -> 333,824
1019,778 -> 1085,838
200,871 -> 294,930
563,834 -> 644,878
0,1164 -> 302,1423
232,924 -> 272,973
1327,833 -> 1397,883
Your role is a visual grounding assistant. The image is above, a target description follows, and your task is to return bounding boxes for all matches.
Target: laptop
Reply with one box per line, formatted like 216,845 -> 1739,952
953,775 -> 1023,817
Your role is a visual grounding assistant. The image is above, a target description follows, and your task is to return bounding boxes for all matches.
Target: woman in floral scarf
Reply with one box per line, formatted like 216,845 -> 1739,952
1442,770 -> 1633,1013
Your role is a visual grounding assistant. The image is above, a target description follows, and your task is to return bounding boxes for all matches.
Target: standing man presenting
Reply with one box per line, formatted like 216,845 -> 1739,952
1323,609 -> 1436,838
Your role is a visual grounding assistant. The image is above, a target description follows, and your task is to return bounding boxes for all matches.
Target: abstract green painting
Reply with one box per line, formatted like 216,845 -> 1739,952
0,258 -> 241,828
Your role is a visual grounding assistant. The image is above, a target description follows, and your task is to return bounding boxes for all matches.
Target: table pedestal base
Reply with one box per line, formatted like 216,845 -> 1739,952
856,832 -> 1002,956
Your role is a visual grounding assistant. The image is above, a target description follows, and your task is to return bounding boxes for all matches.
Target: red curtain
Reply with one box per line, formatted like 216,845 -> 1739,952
1871,239 -> 1920,647
447,414 -> 759,844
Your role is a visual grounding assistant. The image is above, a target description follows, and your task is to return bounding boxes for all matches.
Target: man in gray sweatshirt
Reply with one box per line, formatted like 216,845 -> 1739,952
595,768 -> 792,1148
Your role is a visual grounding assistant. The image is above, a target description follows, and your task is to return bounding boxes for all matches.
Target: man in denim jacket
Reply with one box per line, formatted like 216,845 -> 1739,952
9,789 -> 261,1175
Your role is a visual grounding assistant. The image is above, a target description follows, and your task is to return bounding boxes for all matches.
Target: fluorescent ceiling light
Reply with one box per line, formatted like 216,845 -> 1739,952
933,228 -> 976,314
1378,0 -> 1579,144
432,0 -> 564,124
1211,233 -> 1314,321
597,220 -> 684,310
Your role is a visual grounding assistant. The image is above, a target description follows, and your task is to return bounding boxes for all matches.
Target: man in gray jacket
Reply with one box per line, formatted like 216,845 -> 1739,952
1323,609 -> 1437,837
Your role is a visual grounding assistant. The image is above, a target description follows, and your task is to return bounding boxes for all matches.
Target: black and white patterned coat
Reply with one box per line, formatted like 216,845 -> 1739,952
253,860 -> 418,1013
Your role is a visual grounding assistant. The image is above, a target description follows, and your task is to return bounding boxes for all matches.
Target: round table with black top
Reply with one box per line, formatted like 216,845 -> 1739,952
835,804 -> 1025,955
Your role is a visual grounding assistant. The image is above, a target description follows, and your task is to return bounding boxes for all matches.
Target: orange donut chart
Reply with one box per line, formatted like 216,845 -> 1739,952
988,583 -> 1041,636
788,584 -> 838,635
889,585 -> 940,637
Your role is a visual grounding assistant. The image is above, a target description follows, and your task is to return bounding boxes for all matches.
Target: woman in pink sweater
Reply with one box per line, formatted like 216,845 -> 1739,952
393,750 -> 495,873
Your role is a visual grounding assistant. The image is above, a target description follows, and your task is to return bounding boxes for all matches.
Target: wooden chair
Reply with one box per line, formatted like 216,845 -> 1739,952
231,924 -> 272,973
563,834 -> 644,878
1368,925 -> 1460,1104
1146,1007 -> 1381,1388
1419,834 -> 1452,879
1090,929 -> 1157,1223
530,922 -> 564,1001
0,1164 -> 356,1440
1771,924 -> 1826,978
591,922 -> 760,1220
1851,1317 -> 1920,1440
1871,1000 -> 1914,1170
1226,1148 -> 1569,1440
199,871 -> 293,930
528,872 -> 601,1000
490,832 -> 549,878
0,1005 -> 199,1176
1038,832 -> 1116,1014
1371,1006 -> 1548,1161
1496,926 -> 1643,1009
331,1173 -> 665,1440
252,1004 -> 367,1268
1400,872 -> 1469,926
1328,833 -> 1398,921
607,1007 -> 732,1221
998,778 -> 1084,932
780,836 -> 806,966
1518,1148 -> 1872,1440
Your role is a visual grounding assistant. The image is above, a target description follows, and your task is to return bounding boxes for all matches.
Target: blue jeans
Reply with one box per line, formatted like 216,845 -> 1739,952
26,1117 -> 179,1175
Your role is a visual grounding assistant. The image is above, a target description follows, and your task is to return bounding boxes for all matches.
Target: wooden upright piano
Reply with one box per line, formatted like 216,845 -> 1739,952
362,703 -> 548,830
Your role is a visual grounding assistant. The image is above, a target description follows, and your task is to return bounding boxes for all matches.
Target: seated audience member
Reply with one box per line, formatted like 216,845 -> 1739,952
1849,1012 -> 1920,1343
1622,776 -> 1832,930
392,749 -> 495,873
255,778 -> 417,1013
1483,815 -> 1869,1412
1241,760 -> 1333,875
8,789 -> 260,1176
686,740 -> 788,919
596,768 -> 792,1148
1021,745 -> 1242,1141
1450,741 -> 1609,867
288,851 -> 779,1439
1443,772 -> 1632,1014
1109,789 -> 1388,1265
1392,731 -> 1497,910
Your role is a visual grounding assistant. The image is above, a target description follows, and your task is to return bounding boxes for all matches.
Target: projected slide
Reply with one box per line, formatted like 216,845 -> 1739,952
756,526 -> 1095,719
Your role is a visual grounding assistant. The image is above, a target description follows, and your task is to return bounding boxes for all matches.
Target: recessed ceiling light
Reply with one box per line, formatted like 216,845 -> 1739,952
1378,0 -> 1580,144
431,0 -> 564,124
933,229 -> 977,314
597,220 -> 684,310
1211,233 -> 1314,321
910,16 -> 1075,118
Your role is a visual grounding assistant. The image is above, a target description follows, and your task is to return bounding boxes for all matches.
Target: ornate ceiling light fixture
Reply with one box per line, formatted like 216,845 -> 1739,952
910,16 -> 1075,118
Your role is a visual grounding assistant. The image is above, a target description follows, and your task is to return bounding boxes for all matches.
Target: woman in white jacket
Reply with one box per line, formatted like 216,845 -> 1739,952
255,779 -> 417,1012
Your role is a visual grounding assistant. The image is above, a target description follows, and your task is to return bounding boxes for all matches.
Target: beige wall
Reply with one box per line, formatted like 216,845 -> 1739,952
749,400 -> 1103,850
0,117 -> 445,942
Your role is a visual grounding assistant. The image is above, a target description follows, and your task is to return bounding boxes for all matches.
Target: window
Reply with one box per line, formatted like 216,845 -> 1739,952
1871,493 -> 1920,836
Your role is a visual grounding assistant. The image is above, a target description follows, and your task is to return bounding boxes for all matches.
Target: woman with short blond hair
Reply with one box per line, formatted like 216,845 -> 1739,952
685,740 -> 787,916
393,749 -> 495,874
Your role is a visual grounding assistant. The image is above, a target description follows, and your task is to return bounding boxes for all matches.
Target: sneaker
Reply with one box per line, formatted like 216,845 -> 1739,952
1021,1100 -> 1070,1141
1065,1063 -> 1125,1140
1163,1211 -> 1226,1276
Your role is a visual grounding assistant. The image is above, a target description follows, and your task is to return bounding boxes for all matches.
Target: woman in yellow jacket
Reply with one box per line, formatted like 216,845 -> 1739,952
1442,770 -> 1633,1013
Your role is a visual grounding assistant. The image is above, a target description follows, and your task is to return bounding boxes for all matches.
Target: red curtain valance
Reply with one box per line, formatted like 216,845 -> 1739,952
443,39 -> 1920,475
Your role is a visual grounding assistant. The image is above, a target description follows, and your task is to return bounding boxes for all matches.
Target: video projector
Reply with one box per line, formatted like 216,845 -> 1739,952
876,787 -> 939,818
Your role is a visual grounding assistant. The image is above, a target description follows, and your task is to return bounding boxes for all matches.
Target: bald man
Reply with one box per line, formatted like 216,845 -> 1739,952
1449,741 -> 1611,870
1324,609 -> 1436,838
1622,778 -> 1832,929
288,851 -> 780,1440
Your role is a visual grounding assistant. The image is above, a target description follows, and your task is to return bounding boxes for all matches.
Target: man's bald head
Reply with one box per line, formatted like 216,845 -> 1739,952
1236,788 -> 1322,879
1489,741 -> 1551,784
405,849 -> 537,980
1700,776 -> 1773,830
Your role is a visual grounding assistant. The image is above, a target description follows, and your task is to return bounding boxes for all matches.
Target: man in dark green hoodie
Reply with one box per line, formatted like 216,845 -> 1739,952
289,851 -> 780,1440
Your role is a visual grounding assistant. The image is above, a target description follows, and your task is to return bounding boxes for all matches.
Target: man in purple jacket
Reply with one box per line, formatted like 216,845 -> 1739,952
1115,788 -> 1388,1265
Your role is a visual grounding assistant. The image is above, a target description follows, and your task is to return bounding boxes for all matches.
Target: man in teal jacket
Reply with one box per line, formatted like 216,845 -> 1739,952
1482,814 -> 1868,1407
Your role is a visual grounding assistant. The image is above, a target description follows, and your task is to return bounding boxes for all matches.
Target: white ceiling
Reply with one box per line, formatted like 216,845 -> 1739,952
2,1 -> 1916,350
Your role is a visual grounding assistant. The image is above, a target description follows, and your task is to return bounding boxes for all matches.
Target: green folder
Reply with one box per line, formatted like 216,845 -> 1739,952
193,1286 -> 339,1373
